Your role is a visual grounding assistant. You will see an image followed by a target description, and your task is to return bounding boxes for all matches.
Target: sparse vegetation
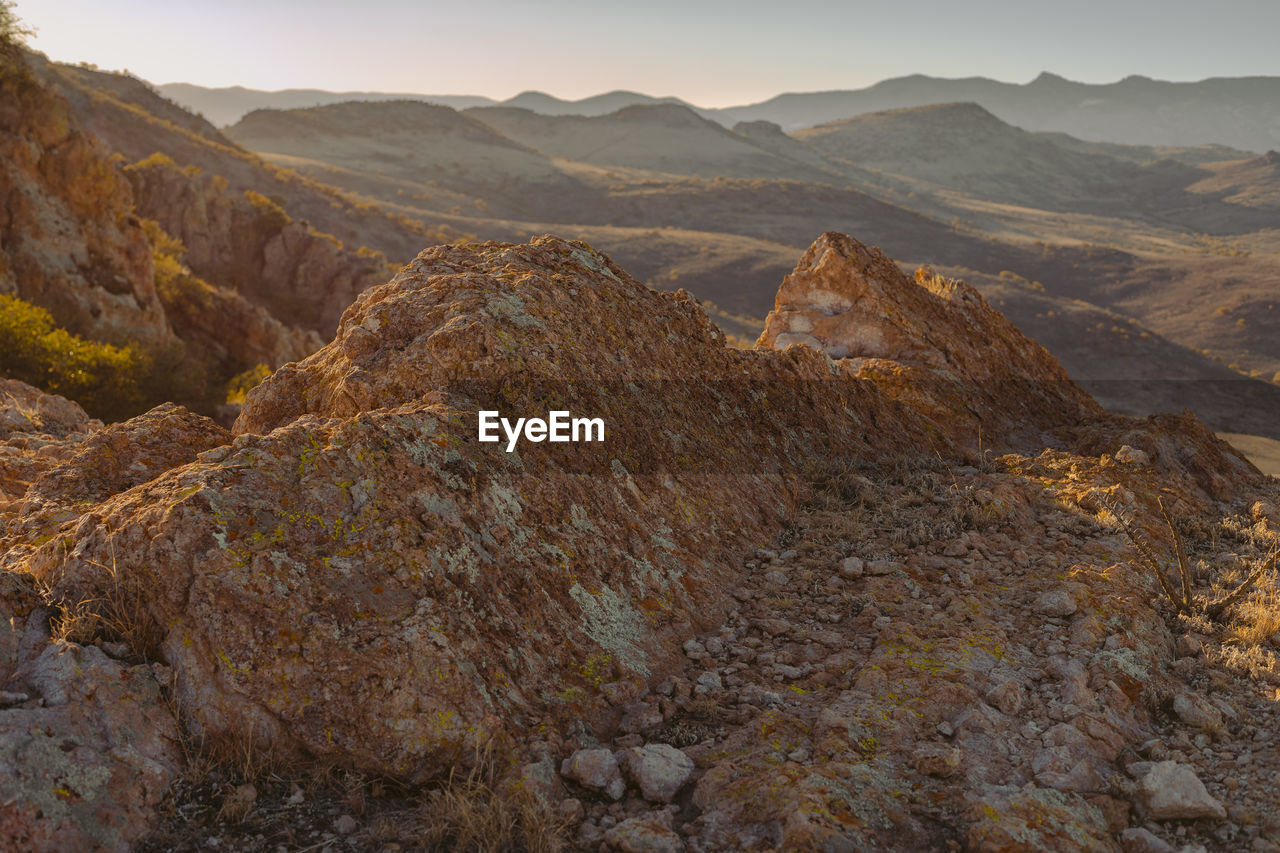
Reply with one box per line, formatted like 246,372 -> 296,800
225,364 -> 270,404
0,0 -> 32,71
1105,495 -> 1278,620
0,293 -> 144,420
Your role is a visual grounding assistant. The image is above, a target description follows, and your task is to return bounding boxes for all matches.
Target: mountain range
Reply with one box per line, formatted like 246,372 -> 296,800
160,72 -> 1280,152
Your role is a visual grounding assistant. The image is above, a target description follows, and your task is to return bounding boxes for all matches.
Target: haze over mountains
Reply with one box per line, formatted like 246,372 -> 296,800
161,72 -> 1280,152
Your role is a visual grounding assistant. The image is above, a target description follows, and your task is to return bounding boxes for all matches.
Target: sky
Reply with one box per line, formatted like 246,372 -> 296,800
17,0 -> 1280,107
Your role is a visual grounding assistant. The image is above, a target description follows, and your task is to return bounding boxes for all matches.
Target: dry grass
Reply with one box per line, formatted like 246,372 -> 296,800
365,739 -> 569,853
1104,494 -> 1277,620
45,549 -> 165,663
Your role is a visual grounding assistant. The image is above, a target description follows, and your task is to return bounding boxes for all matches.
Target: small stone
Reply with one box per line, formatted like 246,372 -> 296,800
837,557 -> 864,578
773,664 -> 804,680
619,702 -> 663,734
985,680 -> 1024,716
764,570 -> 788,586
561,748 -> 626,800
1115,446 -> 1150,465
0,690 -> 29,707
617,744 -> 694,803
604,816 -> 685,853
910,745 -> 962,778
559,798 -> 585,824
779,549 -> 799,560
703,637 -> 724,656
334,814 -> 357,836
695,671 -> 722,691
1120,827 -> 1174,853
1172,694 -> 1223,732
1176,635 -> 1203,657
1035,590 -> 1077,617
1139,761 -> 1226,820
741,684 -> 782,707
866,560 -> 897,576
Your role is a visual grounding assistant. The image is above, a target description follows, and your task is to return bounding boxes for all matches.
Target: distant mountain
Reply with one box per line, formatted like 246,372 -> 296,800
712,72 -> 1280,152
466,103 -> 831,181
501,89 -> 695,116
157,83 -> 496,127
161,73 -> 1280,152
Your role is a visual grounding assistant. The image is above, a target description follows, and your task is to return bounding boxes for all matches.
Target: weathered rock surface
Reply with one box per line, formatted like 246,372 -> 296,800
561,748 -> 625,801
0,380 -> 99,510
2,404 -> 229,570
617,743 -> 694,803
0,639 -> 181,852
14,235 -> 946,783
757,232 -> 1103,446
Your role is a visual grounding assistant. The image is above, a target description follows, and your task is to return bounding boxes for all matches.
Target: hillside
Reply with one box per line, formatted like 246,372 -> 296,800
1190,151 -> 1280,209
228,100 -> 595,222
792,102 -> 1275,233
37,57 -> 457,265
157,82 -> 494,127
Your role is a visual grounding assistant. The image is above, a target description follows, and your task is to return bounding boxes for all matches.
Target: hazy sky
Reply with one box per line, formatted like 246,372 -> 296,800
18,0 -> 1280,106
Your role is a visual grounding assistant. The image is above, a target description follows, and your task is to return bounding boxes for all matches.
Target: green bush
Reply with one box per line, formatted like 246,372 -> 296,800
224,363 -> 270,404
0,293 -> 144,420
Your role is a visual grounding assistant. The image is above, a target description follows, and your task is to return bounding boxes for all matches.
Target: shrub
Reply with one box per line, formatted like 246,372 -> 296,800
225,363 -> 270,404
0,293 -> 143,420
244,189 -> 290,233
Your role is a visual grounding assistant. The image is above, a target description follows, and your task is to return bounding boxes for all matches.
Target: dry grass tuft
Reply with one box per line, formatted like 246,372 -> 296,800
45,551 -> 165,662
377,739 -> 569,853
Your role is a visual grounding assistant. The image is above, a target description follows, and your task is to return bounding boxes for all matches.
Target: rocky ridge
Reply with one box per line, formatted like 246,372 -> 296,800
0,233 -> 1276,851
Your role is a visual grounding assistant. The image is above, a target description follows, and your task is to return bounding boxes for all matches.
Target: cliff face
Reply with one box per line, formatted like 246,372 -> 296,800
0,66 -> 168,344
0,234 -> 1275,851
126,155 -> 390,337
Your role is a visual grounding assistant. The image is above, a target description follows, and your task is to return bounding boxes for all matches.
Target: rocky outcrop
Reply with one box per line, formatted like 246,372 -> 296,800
19,236 -> 947,784
758,232 -> 1103,447
0,638 -> 182,853
0,233 -> 1273,850
0,379 -> 98,513
126,155 -> 390,337
0,60 -> 169,345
